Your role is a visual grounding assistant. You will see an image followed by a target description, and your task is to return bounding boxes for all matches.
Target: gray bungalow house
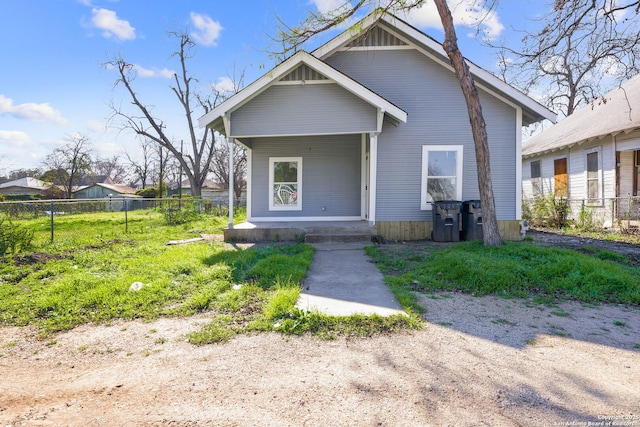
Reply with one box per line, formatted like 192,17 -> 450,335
199,12 -> 555,241
522,74 -> 640,229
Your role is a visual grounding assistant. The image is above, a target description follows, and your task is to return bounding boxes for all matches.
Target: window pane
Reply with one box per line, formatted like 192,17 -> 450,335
532,178 -> 542,196
428,151 -> 457,177
530,161 -> 541,179
273,161 -> 298,183
587,179 -> 598,199
273,183 -> 298,206
587,152 -> 598,173
427,178 -> 456,202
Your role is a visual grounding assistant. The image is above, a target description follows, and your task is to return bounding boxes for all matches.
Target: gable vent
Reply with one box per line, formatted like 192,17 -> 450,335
346,26 -> 408,48
280,64 -> 329,82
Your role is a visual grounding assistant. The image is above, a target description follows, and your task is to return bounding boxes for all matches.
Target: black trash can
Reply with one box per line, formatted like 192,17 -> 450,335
461,200 -> 483,241
431,200 -> 462,242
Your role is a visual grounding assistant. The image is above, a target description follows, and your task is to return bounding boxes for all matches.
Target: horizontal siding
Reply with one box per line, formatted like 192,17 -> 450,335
230,84 -> 377,137
526,138 -> 620,201
325,49 -> 519,221
251,135 -> 361,218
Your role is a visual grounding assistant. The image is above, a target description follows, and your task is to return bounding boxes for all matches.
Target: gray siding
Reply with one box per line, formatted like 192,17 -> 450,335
251,135 -> 361,218
325,49 -> 519,221
230,84 -> 377,137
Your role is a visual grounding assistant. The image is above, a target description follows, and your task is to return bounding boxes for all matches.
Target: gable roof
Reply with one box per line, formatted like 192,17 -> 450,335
312,11 -> 556,126
0,177 -> 51,190
198,50 -> 407,134
523,74 -> 640,158
74,182 -> 138,195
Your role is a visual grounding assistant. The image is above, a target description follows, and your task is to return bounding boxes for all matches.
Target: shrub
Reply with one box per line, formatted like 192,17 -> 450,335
164,206 -> 201,225
136,187 -> 158,198
0,214 -> 34,256
524,194 -> 570,228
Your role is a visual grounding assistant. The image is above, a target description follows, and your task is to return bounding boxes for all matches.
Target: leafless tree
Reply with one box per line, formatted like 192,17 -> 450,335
209,136 -> 247,202
42,134 -> 93,199
106,32 -> 216,197
125,138 -> 155,189
93,155 -> 129,184
495,0 -> 640,118
275,0 -> 504,245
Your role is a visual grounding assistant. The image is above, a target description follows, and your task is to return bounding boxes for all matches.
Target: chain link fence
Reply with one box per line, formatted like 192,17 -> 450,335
0,197 -> 238,248
523,196 -> 640,233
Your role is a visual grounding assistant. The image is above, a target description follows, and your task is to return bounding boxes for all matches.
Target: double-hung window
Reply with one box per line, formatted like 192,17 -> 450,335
421,145 -> 463,210
269,157 -> 302,210
585,148 -> 601,203
530,160 -> 543,197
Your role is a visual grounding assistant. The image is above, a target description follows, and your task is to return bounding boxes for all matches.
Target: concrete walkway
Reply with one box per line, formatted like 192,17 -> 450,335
295,242 -> 406,316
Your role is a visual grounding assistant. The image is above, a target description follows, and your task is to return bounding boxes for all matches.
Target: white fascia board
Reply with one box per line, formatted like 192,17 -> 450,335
198,50 -> 407,133
385,16 -> 556,124
312,12 -> 382,59
313,12 -> 556,125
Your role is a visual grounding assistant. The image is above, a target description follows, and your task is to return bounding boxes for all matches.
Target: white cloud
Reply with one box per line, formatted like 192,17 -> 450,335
0,130 -> 31,147
132,64 -> 175,79
86,119 -> 107,133
396,0 -> 505,41
91,8 -> 136,41
0,95 -> 68,125
312,0 -> 352,15
210,76 -> 238,93
190,12 -> 223,47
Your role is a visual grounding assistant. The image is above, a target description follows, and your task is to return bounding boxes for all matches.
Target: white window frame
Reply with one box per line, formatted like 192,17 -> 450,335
585,147 -> 602,205
420,145 -> 463,210
269,157 -> 302,211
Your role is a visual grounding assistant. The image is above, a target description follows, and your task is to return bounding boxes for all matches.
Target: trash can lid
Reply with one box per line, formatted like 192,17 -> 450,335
432,200 -> 462,210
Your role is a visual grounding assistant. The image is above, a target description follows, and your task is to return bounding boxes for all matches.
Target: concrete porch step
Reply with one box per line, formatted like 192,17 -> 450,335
224,221 -> 376,243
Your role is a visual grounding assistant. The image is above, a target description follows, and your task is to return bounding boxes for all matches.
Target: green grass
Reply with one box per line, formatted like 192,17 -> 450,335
1,210 -> 421,341
366,240 -> 640,305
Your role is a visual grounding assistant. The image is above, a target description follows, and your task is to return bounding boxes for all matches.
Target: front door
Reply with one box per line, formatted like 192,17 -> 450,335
554,158 -> 568,198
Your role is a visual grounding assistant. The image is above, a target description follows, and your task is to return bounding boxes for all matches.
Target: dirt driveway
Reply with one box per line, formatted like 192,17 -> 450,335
1,232 -> 639,426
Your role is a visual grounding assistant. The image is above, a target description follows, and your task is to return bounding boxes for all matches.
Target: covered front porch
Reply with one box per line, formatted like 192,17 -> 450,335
224,220 -> 377,243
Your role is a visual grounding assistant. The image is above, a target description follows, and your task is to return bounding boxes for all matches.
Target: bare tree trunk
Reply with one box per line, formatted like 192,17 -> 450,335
434,0 -> 503,246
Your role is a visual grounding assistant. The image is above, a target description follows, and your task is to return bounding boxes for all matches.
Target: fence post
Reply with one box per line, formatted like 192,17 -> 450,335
50,200 -> 54,244
628,194 -> 632,231
124,199 -> 129,233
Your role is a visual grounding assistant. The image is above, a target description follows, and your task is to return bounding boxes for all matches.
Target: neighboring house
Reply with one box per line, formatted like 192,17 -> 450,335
0,177 -> 53,197
73,182 -> 139,211
168,179 -> 246,204
522,74 -> 640,229
73,182 -> 138,199
199,12 -> 555,241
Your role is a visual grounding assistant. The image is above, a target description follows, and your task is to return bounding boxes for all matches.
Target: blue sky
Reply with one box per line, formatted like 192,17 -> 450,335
0,0 -> 547,173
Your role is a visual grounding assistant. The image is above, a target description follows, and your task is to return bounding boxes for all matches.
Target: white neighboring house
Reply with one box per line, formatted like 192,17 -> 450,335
0,177 -> 53,196
522,74 -> 640,229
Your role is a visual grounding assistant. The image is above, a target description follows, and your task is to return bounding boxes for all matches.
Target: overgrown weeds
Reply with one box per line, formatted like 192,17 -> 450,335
1,212 -> 420,342
367,240 -> 640,305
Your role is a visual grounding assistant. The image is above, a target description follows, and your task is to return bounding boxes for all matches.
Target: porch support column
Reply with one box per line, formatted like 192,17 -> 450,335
369,132 -> 379,226
227,137 -> 234,229
515,106 -> 523,220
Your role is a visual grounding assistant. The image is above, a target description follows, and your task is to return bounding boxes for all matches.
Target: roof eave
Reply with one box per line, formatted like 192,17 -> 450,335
313,12 -> 556,126
198,50 -> 407,134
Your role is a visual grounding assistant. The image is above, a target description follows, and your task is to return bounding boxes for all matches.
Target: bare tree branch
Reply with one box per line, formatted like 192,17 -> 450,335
494,0 -> 640,117
104,32 -> 221,197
